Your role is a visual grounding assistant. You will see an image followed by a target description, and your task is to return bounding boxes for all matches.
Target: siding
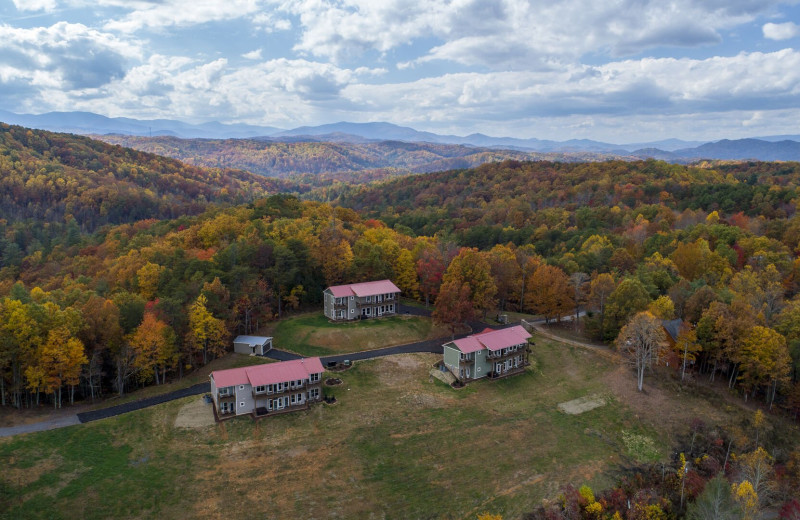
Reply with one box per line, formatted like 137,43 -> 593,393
234,383 -> 255,416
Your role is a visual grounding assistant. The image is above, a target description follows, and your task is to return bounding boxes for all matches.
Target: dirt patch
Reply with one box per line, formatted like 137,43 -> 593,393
174,397 -> 215,429
2,454 -> 62,487
325,378 -> 342,386
398,392 -> 447,409
558,394 -> 607,415
371,353 -> 436,387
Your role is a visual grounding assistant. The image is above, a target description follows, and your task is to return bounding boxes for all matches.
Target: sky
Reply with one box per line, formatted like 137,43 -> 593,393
1,0 -> 799,143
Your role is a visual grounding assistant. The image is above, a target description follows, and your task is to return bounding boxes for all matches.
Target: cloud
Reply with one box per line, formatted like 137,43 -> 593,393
287,0 -> 792,67
242,49 -> 262,60
11,0 -> 57,11
763,22 -> 800,40
0,22 -> 140,91
341,49 -> 800,129
103,0 -> 271,33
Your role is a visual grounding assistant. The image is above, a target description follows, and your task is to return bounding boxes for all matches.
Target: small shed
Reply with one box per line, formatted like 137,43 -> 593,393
233,335 -> 273,356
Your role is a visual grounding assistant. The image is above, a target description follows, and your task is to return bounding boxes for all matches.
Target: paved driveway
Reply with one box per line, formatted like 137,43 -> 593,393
1,312 -> 584,437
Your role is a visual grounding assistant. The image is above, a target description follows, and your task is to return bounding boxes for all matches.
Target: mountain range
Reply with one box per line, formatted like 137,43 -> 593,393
2,109 -> 800,162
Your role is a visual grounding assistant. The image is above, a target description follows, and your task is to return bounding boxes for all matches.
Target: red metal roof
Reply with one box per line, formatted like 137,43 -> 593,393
475,326 -> 531,351
211,357 -> 325,388
326,279 -> 401,298
211,366 -> 250,388
449,325 -> 531,353
451,336 -> 485,354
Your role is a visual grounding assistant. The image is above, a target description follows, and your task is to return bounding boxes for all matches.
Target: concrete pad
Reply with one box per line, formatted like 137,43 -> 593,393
558,394 -> 606,415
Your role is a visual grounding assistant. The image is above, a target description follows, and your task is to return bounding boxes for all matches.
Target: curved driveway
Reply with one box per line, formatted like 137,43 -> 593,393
1,308 -> 583,437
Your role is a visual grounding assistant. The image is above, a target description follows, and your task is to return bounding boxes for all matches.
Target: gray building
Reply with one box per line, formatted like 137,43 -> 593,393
209,357 -> 325,420
442,326 -> 532,384
323,279 -> 401,321
233,335 -> 272,356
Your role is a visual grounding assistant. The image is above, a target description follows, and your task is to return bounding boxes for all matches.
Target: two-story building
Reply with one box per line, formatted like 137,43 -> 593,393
442,325 -> 532,384
323,279 -> 401,321
209,357 -> 325,420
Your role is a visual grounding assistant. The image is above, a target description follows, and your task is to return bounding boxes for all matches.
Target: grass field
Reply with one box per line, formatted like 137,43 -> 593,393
1,337 -> 767,520
0,354 -> 274,429
267,312 -> 450,356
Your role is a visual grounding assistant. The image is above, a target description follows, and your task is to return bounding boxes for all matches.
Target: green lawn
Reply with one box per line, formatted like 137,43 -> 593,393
2,338 -> 757,520
267,312 -> 450,356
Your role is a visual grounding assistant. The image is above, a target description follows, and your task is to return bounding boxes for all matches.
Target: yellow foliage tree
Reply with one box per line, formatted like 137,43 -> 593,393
732,480 -> 758,520
187,294 -> 228,366
136,262 -> 164,301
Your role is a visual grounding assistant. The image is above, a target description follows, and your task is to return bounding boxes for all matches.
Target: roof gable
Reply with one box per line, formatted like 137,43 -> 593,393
447,325 -> 531,353
474,326 -> 531,351
211,357 -> 325,388
326,279 -> 400,298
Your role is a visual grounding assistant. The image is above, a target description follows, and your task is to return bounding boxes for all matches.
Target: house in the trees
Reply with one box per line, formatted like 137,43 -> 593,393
209,357 -> 324,420
323,279 -> 401,321
661,318 -> 688,348
442,326 -> 532,384
233,335 -> 273,356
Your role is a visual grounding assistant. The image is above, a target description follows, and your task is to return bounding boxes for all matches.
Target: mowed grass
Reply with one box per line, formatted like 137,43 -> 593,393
0,353 -> 274,429
0,340 -> 758,520
267,312 -> 450,356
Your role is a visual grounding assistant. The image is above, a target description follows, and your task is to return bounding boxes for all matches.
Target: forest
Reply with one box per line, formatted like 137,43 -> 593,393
95,134 -> 617,178
1,126 -> 799,517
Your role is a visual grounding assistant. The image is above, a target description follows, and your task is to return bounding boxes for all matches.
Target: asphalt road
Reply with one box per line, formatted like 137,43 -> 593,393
1,310 -> 576,437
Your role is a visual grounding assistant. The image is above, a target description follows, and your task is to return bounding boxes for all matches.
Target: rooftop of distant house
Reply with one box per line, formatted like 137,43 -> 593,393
448,325 -> 532,354
326,279 -> 401,298
211,357 -> 324,388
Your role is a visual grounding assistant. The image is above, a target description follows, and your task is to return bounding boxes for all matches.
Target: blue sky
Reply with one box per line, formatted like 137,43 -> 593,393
1,0 -> 799,142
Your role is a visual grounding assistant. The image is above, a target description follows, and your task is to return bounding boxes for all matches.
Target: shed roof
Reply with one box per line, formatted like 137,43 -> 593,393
233,335 -> 272,346
211,357 -> 325,389
326,279 -> 401,298
448,325 -> 531,353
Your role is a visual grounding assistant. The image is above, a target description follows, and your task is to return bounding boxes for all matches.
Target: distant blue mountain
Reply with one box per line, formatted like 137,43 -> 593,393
673,139 -> 800,161
2,110 -> 798,161
0,110 -> 283,139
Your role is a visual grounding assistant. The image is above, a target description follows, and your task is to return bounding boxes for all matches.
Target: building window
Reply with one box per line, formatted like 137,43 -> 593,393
239,401 -> 245,408
309,373 -> 320,383
255,385 -> 266,394
219,387 -> 232,397
239,385 -> 245,390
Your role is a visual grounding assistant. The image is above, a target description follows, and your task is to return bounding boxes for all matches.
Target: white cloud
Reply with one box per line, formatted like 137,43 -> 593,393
340,49 -> 800,134
242,49 -> 263,60
0,22 -> 140,92
287,0 -> 792,67
763,21 -> 800,40
11,0 -> 57,11
103,0 -> 270,33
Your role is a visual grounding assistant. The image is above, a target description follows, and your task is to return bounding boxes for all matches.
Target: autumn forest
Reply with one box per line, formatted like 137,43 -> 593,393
2,123 -> 800,517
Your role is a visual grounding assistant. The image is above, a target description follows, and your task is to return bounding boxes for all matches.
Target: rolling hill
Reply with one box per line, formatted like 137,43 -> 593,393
92,135 -> 622,178
0,123 -> 297,230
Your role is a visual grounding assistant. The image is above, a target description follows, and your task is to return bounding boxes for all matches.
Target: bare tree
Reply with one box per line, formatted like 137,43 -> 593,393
569,272 -> 589,329
616,311 -> 666,391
